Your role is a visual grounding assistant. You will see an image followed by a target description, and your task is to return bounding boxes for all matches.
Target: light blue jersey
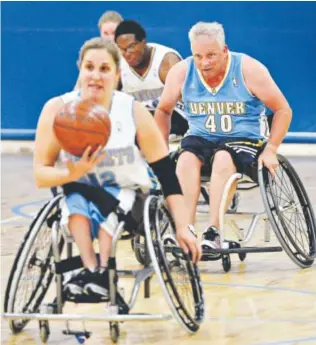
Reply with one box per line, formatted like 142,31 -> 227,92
181,52 -> 268,140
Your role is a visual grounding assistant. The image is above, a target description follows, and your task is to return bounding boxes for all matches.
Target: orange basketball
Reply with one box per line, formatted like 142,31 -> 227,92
53,99 -> 111,156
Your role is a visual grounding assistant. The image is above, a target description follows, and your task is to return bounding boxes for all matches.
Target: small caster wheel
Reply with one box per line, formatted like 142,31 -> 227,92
133,235 -> 146,265
238,252 -> 247,261
222,255 -> 231,272
39,320 -> 50,343
110,322 -> 120,343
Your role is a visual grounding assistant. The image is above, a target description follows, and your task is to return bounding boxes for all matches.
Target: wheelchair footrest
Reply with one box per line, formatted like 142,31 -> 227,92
201,240 -> 242,261
63,291 -> 130,314
63,293 -> 109,304
202,244 -> 283,257
62,329 -> 91,338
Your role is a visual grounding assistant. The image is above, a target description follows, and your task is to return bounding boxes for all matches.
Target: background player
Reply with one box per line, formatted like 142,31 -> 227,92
115,20 -> 189,140
74,10 -> 123,90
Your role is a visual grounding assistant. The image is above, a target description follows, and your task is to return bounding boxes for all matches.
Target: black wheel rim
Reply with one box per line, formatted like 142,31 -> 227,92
148,197 -> 204,331
261,155 -> 316,263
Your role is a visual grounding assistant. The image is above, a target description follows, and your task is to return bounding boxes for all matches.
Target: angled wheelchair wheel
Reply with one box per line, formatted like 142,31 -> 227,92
4,195 -> 64,333
144,196 -> 204,333
259,154 -> 316,268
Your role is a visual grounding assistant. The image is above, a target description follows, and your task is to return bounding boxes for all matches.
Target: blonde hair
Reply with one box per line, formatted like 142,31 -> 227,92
98,11 -> 123,29
189,22 -> 226,48
77,37 -> 121,70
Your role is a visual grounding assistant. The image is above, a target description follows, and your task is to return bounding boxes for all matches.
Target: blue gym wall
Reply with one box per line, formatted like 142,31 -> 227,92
1,1 -> 316,142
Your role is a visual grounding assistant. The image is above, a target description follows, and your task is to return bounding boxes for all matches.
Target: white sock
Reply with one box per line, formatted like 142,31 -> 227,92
87,266 -> 97,273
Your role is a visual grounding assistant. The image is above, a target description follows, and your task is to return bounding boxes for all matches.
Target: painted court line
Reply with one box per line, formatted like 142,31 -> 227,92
1,199 -> 48,224
0,213 -> 37,225
252,336 -> 316,345
11,199 -> 48,218
202,282 -> 316,295
207,316 -> 316,324
0,215 -> 24,224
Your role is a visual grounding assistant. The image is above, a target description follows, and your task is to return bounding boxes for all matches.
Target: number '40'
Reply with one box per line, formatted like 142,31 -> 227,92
205,114 -> 233,133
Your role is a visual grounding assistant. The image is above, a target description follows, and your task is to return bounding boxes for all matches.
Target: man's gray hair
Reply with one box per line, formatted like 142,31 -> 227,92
189,22 -> 226,48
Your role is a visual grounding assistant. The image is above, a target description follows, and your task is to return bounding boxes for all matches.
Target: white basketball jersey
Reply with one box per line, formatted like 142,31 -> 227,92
120,43 -> 181,102
58,90 -> 154,194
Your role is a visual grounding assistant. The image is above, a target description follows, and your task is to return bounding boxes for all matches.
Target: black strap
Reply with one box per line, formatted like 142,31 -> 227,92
62,182 -> 120,218
62,182 -> 139,233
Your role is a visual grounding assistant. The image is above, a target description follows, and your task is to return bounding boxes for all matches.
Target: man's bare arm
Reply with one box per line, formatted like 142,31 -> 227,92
159,52 -> 182,84
243,55 -> 292,150
155,61 -> 187,144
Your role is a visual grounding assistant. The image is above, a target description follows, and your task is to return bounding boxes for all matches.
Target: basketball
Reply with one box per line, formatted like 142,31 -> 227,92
53,99 -> 111,156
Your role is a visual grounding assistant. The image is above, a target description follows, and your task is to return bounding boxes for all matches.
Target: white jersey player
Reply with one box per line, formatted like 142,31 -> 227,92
34,38 -> 201,301
59,90 -> 153,194
115,20 -> 188,138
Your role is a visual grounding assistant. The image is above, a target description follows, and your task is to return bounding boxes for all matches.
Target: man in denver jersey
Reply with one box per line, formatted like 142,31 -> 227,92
155,22 -> 292,256
115,20 -> 189,140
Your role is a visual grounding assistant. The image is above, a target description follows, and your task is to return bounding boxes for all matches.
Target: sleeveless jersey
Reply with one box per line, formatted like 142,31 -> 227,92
181,52 -> 268,140
58,90 -> 154,195
120,43 -> 182,103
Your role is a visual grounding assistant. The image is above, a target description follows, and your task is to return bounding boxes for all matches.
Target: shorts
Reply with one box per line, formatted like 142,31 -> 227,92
180,135 -> 267,182
60,187 -> 136,239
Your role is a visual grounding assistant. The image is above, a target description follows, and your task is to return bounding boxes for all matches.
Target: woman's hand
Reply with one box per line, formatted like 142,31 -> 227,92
176,225 -> 202,264
66,145 -> 106,181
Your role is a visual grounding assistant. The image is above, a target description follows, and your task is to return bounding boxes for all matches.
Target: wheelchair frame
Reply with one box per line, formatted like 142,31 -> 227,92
199,154 -> 316,272
3,194 -> 204,343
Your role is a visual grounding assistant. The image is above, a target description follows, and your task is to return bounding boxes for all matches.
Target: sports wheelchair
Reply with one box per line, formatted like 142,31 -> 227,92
156,145 -> 315,273
3,187 -> 204,343
199,153 -> 316,271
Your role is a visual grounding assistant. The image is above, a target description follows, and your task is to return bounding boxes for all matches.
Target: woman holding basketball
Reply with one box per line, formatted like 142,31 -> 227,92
34,37 -> 201,300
